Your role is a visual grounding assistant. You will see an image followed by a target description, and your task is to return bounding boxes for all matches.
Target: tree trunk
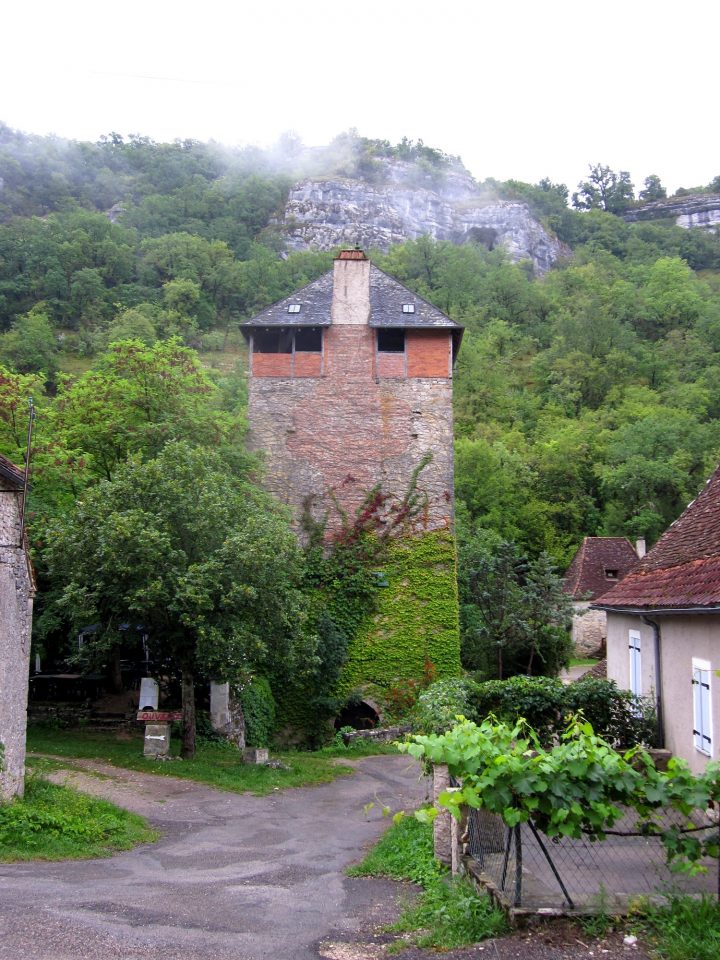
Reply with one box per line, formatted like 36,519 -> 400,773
110,651 -> 123,693
181,666 -> 196,759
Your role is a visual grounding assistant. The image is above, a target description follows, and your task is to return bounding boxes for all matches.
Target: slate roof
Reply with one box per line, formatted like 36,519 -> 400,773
597,463 -> 720,611
0,453 -> 25,488
241,256 -> 462,332
243,270 -> 335,327
563,537 -> 640,601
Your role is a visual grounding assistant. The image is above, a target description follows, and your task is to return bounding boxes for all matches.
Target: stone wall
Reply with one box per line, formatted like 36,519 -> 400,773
571,601 -> 607,657
248,325 -> 455,537
0,480 -> 34,801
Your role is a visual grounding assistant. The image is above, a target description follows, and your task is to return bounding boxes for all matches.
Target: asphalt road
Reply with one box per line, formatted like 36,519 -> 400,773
0,755 -> 428,960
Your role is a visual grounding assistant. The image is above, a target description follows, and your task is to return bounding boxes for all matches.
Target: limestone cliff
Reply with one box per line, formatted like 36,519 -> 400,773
623,194 -> 720,230
277,159 -> 568,274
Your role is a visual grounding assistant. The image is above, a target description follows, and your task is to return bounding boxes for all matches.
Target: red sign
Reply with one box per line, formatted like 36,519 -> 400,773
137,710 -> 183,722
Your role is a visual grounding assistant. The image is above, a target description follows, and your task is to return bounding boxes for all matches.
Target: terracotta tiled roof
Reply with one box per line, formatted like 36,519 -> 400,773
577,659 -> 607,681
598,463 -> 720,611
563,537 -> 640,600
0,452 -> 25,488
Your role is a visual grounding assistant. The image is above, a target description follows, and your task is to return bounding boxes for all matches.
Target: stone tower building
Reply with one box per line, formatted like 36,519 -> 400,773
242,250 -> 463,711
242,249 -> 463,534
0,454 -> 35,801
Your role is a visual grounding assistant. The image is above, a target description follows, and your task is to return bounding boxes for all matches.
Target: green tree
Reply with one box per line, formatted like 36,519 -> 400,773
46,338 -> 247,485
639,175 -> 667,202
458,535 -> 572,679
572,164 -> 635,214
0,307 -> 59,379
46,442 -> 311,758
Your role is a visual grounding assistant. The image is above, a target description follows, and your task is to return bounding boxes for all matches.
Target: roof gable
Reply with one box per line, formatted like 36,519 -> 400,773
563,537 -> 639,600
600,463 -> 720,610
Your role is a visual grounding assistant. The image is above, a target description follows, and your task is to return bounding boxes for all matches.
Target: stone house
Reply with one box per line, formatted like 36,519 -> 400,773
0,453 -> 35,800
595,464 -> 720,773
241,249 -> 463,716
563,537 -> 641,656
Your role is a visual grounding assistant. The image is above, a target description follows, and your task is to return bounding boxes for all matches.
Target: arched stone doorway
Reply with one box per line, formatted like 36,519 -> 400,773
334,699 -> 380,731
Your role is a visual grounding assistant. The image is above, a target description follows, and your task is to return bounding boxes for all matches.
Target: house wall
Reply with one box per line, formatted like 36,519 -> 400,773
571,601 -> 607,656
607,611 -> 720,774
0,480 -> 33,801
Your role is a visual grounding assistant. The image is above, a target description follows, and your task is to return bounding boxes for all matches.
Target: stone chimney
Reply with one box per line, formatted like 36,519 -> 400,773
636,538 -> 646,559
331,249 -> 370,326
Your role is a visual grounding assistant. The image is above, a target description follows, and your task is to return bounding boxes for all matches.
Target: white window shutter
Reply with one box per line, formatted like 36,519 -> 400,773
692,660 -> 712,756
629,631 -> 642,697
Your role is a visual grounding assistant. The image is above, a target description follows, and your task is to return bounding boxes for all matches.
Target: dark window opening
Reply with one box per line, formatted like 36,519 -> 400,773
253,329 -> 293,353
377,329 -> 405,353
605,568 -> 619,580
294,327 -> 322,352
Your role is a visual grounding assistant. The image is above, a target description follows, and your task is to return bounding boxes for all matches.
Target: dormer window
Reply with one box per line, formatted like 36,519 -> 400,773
402,304 -> 415,314
287,304 -> 301,314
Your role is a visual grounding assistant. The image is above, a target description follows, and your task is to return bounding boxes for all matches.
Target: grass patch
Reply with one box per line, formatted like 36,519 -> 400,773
0,775 -> 158,861
569,657 -> 599,668
632,895 -> 720,960
349,814 -> 442,885
26,725 -> 391,795
349,816 -> 508,950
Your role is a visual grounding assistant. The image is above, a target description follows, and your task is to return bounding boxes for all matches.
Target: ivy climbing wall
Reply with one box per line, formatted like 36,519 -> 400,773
338,530 -> 461,701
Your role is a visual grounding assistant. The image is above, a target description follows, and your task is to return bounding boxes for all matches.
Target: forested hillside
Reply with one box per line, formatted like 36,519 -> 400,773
2,124 -> 720,574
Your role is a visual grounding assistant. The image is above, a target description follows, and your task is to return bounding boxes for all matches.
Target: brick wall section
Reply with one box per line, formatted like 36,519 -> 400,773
252,353 -> 293,377
376,352 -> 405,378
0,479 -> 34,801
294,353 -> 323,377
407,330 -> 452,377
248,321 -> 455,536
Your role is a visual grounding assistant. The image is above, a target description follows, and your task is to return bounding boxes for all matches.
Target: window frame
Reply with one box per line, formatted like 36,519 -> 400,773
692,657 -> 713,757
377,328 -> 406,353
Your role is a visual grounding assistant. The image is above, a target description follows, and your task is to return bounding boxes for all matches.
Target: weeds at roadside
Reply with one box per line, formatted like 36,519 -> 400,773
349,815 -> 508,950
630,895 -> 720,960
0,774 -> 158,861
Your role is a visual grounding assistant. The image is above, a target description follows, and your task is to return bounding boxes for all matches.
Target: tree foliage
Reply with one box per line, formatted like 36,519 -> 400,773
572,163 -> 635,214
45,442 -> 311,757
458,534 -> 573,679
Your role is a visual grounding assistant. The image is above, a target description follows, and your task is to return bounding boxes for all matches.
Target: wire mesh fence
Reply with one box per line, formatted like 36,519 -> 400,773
466,806 -> 719,912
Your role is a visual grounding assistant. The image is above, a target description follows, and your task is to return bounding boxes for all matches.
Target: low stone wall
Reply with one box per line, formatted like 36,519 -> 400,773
341,725 -> 410,744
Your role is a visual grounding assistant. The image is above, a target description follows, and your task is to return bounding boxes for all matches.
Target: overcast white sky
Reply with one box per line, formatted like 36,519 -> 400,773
2,0 -> 718,194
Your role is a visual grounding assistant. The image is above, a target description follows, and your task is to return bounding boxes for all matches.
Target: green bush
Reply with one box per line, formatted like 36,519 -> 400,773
236,676 -> 276,747
413,675 -> 656,747
565,677 -> 656,748
469,675 -> 568,742
411,677 -> 481,735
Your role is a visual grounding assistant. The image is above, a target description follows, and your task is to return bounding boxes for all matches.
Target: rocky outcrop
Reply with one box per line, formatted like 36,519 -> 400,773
278,160 -> 568,274
623,194 -> 720,230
